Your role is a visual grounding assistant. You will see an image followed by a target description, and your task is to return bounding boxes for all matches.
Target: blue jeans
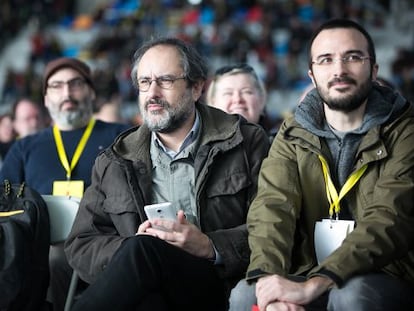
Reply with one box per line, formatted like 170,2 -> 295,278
229,273 -> 414,311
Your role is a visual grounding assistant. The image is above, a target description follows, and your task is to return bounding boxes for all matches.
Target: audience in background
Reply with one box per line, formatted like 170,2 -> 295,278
11,97 -> 50,138
92,69 -> 124,124
0,113 -> 15,168
2,1 -> 405,124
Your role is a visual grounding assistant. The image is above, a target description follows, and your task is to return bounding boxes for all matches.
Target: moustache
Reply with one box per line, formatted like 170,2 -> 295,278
328,77 -> 356,88
145,98 -> 167,109
60,99 -> 78,107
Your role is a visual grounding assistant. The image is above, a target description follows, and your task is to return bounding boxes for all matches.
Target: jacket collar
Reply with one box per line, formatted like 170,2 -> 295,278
111,103 -> 244,162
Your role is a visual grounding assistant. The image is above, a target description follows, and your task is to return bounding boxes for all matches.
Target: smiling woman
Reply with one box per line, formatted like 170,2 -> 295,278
206,64 -> 278,139
207,64 -> 266,124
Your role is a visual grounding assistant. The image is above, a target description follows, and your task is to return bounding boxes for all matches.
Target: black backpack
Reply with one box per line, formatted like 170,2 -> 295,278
0,180 -> 50,311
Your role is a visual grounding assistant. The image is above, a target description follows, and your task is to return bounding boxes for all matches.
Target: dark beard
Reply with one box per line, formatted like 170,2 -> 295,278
321,77 -> 372,113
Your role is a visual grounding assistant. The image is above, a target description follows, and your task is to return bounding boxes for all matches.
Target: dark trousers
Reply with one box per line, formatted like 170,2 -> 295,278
71,235 -> 227,311
48,243 -> 73,311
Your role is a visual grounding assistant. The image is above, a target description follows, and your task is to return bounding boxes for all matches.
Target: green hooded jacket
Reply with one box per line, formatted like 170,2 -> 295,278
247,85 -> 414,286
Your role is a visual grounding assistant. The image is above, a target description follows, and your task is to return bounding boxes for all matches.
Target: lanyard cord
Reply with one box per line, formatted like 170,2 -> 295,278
318,155 -> 367,219
53,118 -> 96,180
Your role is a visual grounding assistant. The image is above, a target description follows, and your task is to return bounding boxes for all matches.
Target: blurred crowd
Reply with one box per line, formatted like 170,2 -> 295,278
0,0 -> 413,143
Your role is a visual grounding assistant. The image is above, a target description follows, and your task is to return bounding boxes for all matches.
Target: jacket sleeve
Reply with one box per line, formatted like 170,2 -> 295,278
246,122 -> 303,281
64,155 -> 140,284
207,124 -> 270,279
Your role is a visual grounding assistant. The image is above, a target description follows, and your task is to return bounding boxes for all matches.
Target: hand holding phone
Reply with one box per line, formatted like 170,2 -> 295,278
144,202 -> 176,231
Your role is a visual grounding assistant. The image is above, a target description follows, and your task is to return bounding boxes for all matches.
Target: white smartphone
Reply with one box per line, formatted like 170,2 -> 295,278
144,202 -> 177,221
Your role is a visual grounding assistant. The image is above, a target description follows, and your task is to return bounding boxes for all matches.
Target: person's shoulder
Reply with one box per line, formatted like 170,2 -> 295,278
93,120 -> 131,133
14,128 -> 52,146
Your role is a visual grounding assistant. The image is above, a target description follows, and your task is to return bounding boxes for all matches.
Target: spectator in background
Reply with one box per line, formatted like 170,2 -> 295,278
0,113 -> 15,168
207,64 -> 278,139
92,69 -> 124,123
0,57 -> 129,311
11,97 -> 50,138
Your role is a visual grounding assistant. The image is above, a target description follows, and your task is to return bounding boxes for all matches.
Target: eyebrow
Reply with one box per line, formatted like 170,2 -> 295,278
315,49 -> 365,59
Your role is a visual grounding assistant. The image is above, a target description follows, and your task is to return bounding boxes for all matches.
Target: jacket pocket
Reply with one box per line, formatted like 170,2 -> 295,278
102,197 -> 137,215
206,172 -> 251,197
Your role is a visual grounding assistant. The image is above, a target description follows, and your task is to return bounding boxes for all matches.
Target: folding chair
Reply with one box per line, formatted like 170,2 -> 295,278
42,195 -> 80,311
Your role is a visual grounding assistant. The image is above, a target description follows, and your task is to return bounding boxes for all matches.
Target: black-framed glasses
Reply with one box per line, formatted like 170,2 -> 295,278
47,78 -> 86,92
214,63 -> 255,76
137,75 -> 187,92
312,54 -> 371,66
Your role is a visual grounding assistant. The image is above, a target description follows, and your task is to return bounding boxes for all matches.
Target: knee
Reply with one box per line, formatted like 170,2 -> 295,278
328,276 -> 376,310
120,235 -> 159,252
228,279 -> 256,311
114,235 -> 163,262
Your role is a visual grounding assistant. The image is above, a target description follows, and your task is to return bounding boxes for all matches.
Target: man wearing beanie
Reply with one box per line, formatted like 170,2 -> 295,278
0,57 -> 129,310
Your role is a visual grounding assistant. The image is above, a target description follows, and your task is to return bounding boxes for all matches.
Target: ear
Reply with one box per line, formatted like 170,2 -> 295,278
371,63 -> 379,81
90,89 -> 96,101
308,69 -> 316,87
192,81 -> 205,102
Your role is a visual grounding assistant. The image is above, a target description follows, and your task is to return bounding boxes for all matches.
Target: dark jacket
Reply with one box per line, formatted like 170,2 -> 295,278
65,104 -> 269,289
247,86 -> 414,286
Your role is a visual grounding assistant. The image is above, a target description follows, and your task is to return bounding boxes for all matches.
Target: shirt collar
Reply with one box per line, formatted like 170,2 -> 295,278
152,110 -> 200,159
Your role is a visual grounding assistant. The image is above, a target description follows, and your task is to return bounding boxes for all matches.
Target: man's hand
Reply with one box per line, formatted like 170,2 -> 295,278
256,275 -> 333,311
137,210 -> 215,259
266,302 -> 305,311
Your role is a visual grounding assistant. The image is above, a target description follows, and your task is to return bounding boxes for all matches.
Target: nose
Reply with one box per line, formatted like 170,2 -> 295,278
147,78 -> 165,94
61,83 -> 72,97
232,91 -> 244,103
331,59 -> 348,74
142,80 -> 162,100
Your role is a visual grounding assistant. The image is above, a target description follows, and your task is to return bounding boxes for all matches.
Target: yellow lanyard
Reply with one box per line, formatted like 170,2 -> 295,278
53,118 -> 96,180
318,155 -> 367,219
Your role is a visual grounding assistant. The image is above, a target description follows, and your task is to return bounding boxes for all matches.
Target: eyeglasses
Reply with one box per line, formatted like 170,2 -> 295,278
137,75 -> 187,92
47,78 -> 86,92
214,64 -> 255,76
312,55 -> 371,66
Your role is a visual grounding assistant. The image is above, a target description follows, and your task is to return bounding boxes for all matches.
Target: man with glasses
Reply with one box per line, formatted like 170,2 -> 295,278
0,57 -> 129,311
229,19 -> 414,311
64,37 -> 269,311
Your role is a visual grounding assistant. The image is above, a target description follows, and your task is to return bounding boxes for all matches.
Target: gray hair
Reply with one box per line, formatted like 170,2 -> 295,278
130,37 -> 208,90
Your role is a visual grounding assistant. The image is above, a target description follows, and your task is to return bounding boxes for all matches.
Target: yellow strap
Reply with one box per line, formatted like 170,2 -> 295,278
318,155 -> 367,219
53,118 -> 96,180
0,210 -> 24,217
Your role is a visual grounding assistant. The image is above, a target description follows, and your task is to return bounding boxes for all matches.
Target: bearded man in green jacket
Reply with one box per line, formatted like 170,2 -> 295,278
229,19 -> 414,311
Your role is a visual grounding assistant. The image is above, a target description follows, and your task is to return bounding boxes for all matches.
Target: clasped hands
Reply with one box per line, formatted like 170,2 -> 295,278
256,275 -> 333,311
137,210 -> 215,260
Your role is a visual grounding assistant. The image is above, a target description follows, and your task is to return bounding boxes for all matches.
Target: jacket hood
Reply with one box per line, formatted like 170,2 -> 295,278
295,82 -> 407,137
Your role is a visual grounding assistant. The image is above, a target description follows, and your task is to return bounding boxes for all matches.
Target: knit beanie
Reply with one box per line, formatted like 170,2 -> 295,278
43,57 -> 94,94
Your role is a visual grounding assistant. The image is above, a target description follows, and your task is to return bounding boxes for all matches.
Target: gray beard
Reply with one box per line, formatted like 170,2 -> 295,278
53,110 -> 91,129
